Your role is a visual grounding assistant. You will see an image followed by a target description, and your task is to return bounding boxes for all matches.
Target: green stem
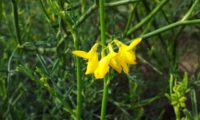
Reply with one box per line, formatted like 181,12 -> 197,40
141,19 -> 200,39
72,32 -> 82,120
99,0 -> 106,48
0,0 -> 2,22
61,13 -> 82,120
81,0 -> 86,13
181,0 -> 199,21
73,3 -> 97,29
11,0 -> 22,45
174,106 -> 181,120
126,0 -> 168,36
101,76 -> 109,120
105,0 -> 139,7
99,0 -> 108,120
124,4 -> 137,36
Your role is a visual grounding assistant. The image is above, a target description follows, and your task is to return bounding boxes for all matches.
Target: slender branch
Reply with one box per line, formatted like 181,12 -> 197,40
124,4 -> 137,35
73,3 -> 97,29
181,0 -> 199,21
105,0 -> 139,7
141,19 -> 200,39
11,0 -> 22,45
81,0 -> 86,13
126,0 -> 168,36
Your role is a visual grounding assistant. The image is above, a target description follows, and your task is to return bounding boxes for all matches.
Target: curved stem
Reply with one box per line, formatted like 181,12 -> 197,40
181,0 -> 199,21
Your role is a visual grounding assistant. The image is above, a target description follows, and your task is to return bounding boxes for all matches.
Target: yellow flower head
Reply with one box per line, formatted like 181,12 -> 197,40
72,43 -> 99,74
71,38 -> 142,79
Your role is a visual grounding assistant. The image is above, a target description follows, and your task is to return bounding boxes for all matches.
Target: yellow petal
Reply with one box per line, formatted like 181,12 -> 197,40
110,58 -> 122,73
127,38 -> 142,50
72,43 -> 98,59
72,51 -> 89,59
122,51 -> 136,64
94,58 -> 110,79
108,45 -> 122,73
85,53 -> 98,74
116,57 -> 129,74
94,52 -> 116,79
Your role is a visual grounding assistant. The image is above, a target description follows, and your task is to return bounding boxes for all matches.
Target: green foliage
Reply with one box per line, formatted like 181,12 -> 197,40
0,0 -> 200,119
165,73 -> 190,120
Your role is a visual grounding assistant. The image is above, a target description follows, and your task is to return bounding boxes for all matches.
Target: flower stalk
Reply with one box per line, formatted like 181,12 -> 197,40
98,0 -> 108,119
73,32 -> 82,120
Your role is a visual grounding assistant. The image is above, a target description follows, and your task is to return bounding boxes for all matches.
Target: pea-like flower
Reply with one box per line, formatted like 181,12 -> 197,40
114,38 -> 141,64
113,38 -> 142,73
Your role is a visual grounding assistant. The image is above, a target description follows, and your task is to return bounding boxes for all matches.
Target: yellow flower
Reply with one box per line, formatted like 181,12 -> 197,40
72,43 -> 99,74
94,52 -> 117,79
108,44 -> 122,73
108,37 -> 141,74
114,38 -> 141,64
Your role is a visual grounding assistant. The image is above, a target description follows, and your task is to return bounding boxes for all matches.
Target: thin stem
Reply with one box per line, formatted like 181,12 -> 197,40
73,3 -> 97,29
126,0 -> 168,36
99,0 -> 108,120
124,4 -> 137,36
101,76 -> 109,120
105,0 -> 139,7
72,32 -> 82,120
181,0 -> 199,21
81,0 -> 86,13
141,19 -> 200,39
11,0 -> 22,45
61,13 -> 82,120
99,0 -> 106,49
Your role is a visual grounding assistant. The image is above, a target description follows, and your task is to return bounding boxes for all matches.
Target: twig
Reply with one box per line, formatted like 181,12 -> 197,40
105,0 -> 139,7
141,19 -> 200,39
126,0 -> 168,36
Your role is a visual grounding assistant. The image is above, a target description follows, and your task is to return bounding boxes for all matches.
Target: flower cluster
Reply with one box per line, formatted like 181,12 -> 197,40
72,38 -> 142,79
